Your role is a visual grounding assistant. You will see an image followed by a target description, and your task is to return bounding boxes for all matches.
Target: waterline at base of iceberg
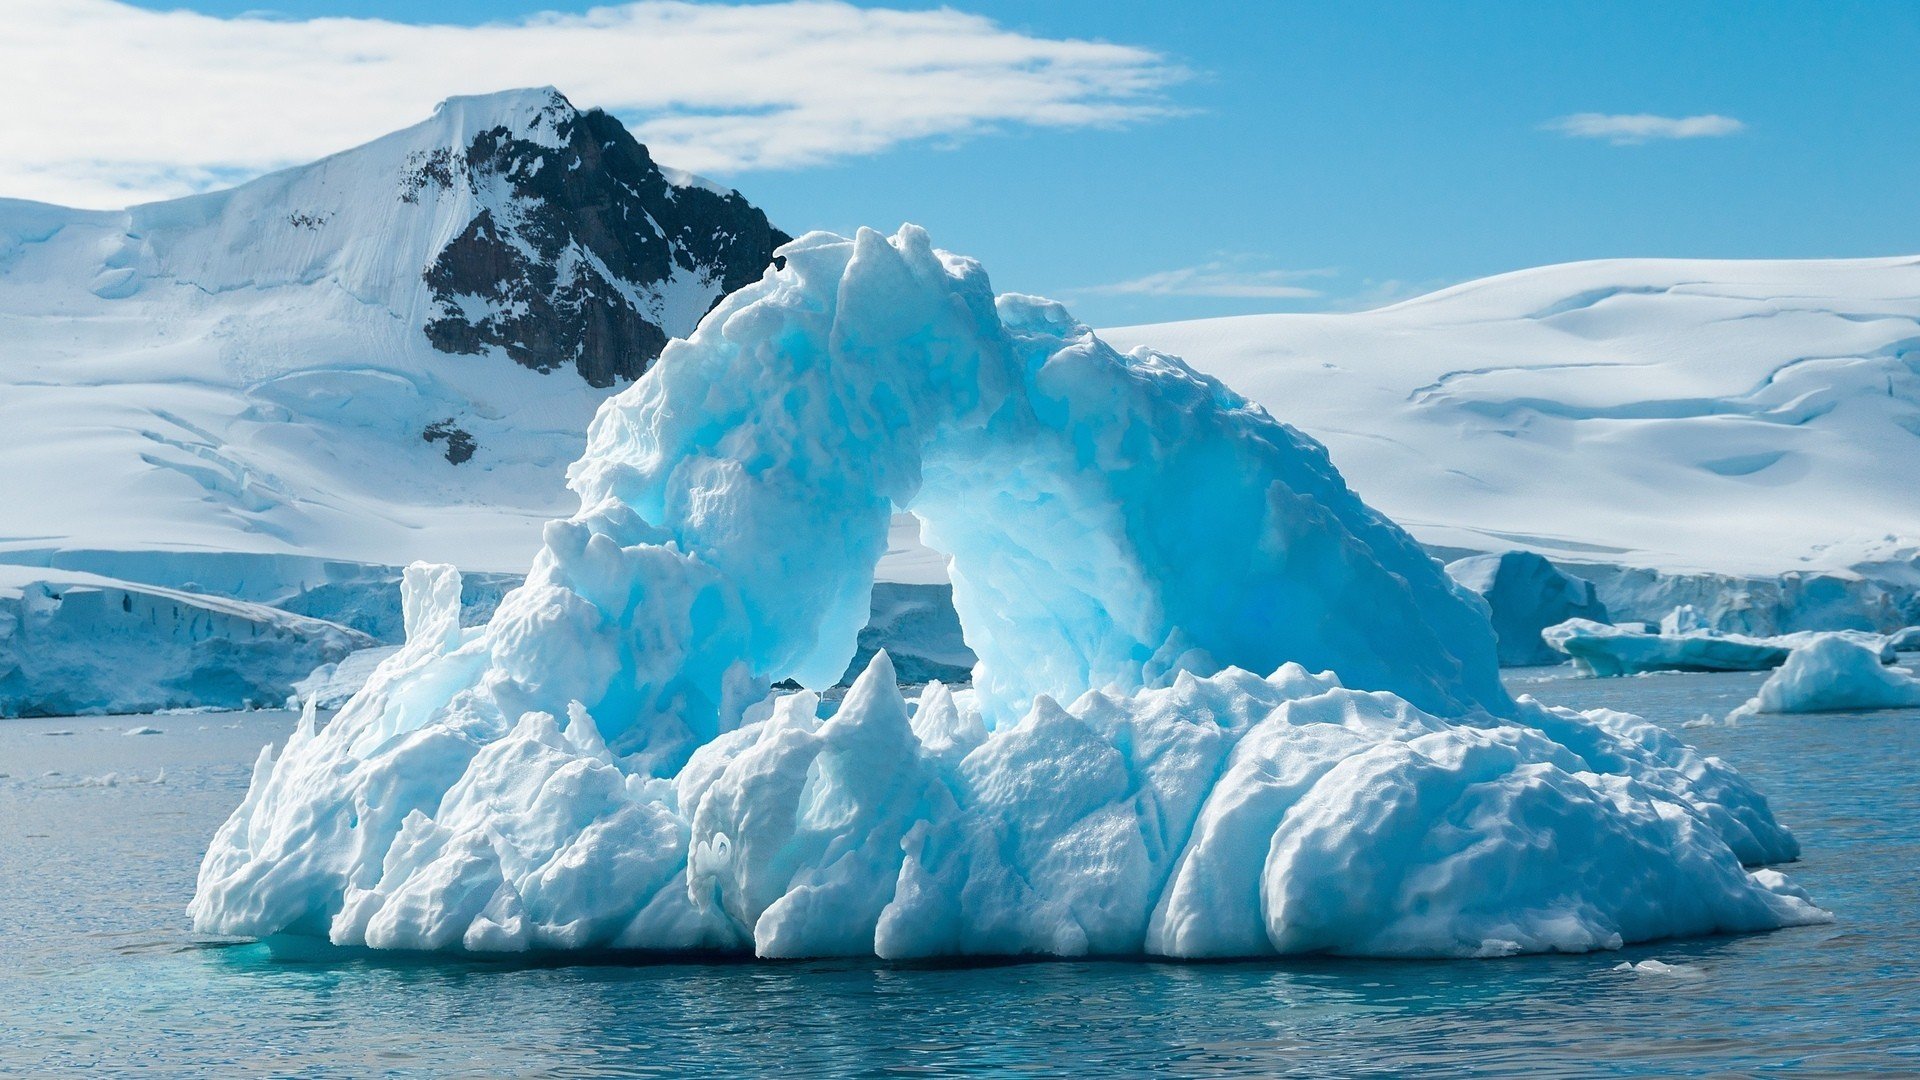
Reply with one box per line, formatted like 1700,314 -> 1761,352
194,608 -> 1823,959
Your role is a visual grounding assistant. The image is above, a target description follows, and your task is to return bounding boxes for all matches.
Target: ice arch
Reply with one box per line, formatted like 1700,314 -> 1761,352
521,225 -> 1505,766
192,227 -> 1824,958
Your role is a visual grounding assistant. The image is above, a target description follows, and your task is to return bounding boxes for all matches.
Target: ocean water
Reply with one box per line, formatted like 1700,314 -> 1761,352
2,667 -> 1916,1077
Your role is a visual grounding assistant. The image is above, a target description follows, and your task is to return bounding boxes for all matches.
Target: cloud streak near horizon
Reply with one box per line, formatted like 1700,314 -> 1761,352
1544,112 -> 1746,145
0,0 -> 1184,208
1074,260 -> 1331,301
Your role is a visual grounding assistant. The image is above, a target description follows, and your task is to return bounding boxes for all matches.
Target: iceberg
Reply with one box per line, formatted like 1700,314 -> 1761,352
1446,551 -> 1609,666
1738,635 -> 1920,715
191,226 -> 1824,958
1543,618 -> 1896,677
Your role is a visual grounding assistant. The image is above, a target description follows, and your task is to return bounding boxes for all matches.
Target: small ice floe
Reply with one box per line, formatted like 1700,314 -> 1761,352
1681,713 -> 1716,729
46,769 -> 168,788
1733,634 -> 1920,716
1613,959 -> 1703,978
39,729 -> 74,736
123,725 -> 164,736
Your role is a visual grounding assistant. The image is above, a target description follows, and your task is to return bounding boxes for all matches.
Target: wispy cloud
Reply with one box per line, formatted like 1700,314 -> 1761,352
0,0 -> 1186,208
1543,112 -> 1747,145
1075,259 -> 1332,300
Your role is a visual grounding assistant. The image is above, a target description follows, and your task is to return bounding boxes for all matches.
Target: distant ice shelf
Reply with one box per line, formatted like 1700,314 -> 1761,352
0,566 -> 369,717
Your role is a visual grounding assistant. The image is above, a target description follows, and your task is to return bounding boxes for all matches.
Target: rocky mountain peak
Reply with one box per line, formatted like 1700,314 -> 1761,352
411,88 -> 791,386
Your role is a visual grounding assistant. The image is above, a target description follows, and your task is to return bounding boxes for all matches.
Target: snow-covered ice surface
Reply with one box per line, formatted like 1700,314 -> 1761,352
1446,551 -> 1608,666
1103,258 -> 1920,602
191,227 -> 1822,959
1738,635 -> 1920,715
0,565 -> 370,717
1545,618 -> 1898,677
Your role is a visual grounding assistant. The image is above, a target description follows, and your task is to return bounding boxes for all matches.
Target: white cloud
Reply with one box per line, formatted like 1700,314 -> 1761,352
1544,112 -> 1747,145
0,0 -> 1185,208
1074,260 -> 1330,300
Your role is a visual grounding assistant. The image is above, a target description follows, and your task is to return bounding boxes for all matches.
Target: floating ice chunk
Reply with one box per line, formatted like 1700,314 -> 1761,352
42,770 -> 167,788
122,725 -> 162,736
1544,619 -> 1785,675
1544,618 -> 1897,677
191,226 -> 1822,959
1446,551 -> 1609,666
1737,635 -> 1920,715
1612,959 -> 1703,977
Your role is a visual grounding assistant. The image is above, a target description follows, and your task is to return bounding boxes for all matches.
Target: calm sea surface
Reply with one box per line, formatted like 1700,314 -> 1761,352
2,665 -> 1916,1076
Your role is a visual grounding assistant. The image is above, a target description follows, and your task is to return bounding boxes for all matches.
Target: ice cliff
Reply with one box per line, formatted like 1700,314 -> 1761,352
0,567 -> 369,717
191,227 -> 1824,958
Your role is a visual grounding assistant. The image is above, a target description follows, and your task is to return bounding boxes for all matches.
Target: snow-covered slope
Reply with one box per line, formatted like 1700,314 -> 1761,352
1104,258 -> 1920,580
0,88 -> 787,587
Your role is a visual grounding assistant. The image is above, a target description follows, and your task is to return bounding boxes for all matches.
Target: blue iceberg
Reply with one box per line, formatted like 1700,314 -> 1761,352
192,227 -> 1823,958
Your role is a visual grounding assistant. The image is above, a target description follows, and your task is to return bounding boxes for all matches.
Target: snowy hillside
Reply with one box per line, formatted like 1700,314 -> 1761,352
0,88 -> 787,589
1104,258 -> 1920,581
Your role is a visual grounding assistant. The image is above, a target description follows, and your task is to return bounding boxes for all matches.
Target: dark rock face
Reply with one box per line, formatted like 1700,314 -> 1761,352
413,92 -> 790,387
422,419 -> 476,464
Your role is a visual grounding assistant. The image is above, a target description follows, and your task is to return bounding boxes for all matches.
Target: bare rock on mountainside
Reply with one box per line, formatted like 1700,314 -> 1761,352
414,91 -> 791,385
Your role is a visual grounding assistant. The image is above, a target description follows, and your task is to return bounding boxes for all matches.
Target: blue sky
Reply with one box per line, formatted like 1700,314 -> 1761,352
75,2 -> 1920,324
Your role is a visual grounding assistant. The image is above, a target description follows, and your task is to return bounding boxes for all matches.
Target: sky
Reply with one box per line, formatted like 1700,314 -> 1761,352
11,0 -> 1920,326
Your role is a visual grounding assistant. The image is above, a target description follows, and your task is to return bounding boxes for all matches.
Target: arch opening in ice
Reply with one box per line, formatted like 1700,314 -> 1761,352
545,224 -> 1505,766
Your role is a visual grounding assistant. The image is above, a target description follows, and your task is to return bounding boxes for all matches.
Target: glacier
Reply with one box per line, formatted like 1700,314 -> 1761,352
1738,635 -> 1920,715
191,226 -> 1824,959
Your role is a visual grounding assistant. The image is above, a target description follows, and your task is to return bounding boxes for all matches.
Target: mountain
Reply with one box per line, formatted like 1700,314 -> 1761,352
0,88 -> 789,598
1104,257 -> 1920,585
